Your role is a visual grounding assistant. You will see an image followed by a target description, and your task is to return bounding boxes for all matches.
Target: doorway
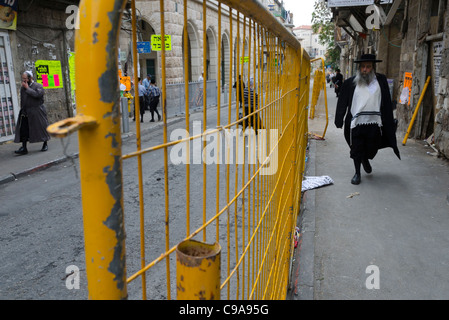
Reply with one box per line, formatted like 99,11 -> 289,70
146,59 -> 156,80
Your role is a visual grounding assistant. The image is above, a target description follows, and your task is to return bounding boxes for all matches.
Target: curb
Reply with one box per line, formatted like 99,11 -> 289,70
288,138 -> 317,300
0,154 -> 79,186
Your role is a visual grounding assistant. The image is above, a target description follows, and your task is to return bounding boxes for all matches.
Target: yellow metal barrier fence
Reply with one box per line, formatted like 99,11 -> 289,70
57,0 -> 311,300
309,57 -> 329,140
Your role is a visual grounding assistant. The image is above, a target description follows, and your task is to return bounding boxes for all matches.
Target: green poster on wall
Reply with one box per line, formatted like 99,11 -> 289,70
35,60 -> 63,89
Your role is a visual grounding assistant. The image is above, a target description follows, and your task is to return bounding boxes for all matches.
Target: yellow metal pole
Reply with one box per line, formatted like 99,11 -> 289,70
226,6 -> 233,300
234,10 -> 240,299
202,0 -> 207,242
241,14 -> 246,300
75,0 -> 128,299
402,76 -> 431,146
183,0 -> 191,237
160,0 -> 172,300
319,58 -> 329,138
309,57 -> 328,139
216,1 -> 222,243
131,0 -> 147,300
176,240 -> 221,300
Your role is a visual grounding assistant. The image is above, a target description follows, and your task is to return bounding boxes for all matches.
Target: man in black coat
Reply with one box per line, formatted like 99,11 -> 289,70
334,69 -> 343,97
14,71 -> 50,155
335,54 -> 400,185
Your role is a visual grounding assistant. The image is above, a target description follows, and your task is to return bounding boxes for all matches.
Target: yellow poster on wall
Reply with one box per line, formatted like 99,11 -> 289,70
68,52 -> 76,100
404,72 -> 413,103
151,35 -> 172,51
400,72 -> 413,106
0,1 -> 18,31
120,75 -> 131,91
35,60 -> 64,89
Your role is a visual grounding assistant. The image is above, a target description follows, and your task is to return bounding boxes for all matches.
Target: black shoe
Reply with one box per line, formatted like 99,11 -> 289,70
41,144 -> 48,152
15,146 -> 28,155
362,159 -> 372,173
351,173 -> 361,185
158,115 -> 162,121
150,119 -> 155,122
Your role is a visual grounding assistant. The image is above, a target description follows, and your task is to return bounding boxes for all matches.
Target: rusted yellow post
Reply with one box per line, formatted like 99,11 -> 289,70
309,57 -> 329,139
176,240 -> 221,300
310,69 -> 322,119
75,0 -> 128,299
402,76 -> 431,146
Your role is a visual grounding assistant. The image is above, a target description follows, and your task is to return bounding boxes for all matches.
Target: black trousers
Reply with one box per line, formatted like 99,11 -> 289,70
19,114 -> 30,142
134,96 -> 145,119
149,96 -> 161,120
350,124 -> 382,162
242,106 -> 263,131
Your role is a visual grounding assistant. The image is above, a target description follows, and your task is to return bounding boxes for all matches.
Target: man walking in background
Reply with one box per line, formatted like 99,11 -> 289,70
335,54 -> 400,185
134,77 -> 146,123
334,69 -> 343,97
14,71 -> 50,155
148,78 -> 162,122
143,74 -> 151,111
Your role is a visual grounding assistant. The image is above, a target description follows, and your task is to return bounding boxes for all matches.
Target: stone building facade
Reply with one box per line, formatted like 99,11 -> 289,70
121,0 -> 259,85
435,3 -> 449,157
0,0 -> 78,143
116,0 -> 272,118
1,0 -> 266,142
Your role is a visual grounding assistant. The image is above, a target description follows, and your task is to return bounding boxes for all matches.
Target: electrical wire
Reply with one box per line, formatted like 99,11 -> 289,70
381,26 -> 402,48
17,29 -> 63,43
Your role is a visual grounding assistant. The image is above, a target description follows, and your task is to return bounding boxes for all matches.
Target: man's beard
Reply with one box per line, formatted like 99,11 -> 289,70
354,69 -> 376,87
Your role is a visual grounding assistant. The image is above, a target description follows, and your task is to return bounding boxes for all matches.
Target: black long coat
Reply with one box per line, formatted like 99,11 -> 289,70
334,73 -> 400,160
14,82 -> 50,143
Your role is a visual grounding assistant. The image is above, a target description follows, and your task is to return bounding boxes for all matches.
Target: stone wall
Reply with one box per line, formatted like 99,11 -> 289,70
129,0 -> 259,84
10,2 -> 76,125
434,5 -> 449,159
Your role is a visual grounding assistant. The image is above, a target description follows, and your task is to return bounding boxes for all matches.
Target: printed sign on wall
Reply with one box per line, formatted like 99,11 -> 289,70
151,35 -> 172,51
118,70 -> 131,91
0,0 -> 18,30
400,72 -> 413,106
68,52 -> 76,100
35,60 -> 64,89
137,41 -> 152,54
433,41 -> 443,97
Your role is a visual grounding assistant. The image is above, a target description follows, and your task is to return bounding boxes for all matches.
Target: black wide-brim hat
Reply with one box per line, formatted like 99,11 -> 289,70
354,53 -> 382,63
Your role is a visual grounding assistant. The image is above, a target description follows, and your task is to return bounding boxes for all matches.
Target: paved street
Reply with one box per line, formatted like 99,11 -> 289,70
0,104 -> 246,300
289,85 -> 449,300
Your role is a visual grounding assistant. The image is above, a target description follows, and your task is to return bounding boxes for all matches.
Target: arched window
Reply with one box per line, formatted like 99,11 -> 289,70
206,27 -> 217,81
182,21 -> 201,82
221,32 -> 231,89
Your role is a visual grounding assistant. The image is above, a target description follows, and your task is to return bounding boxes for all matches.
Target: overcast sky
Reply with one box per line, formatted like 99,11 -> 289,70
282,0 -> 316,27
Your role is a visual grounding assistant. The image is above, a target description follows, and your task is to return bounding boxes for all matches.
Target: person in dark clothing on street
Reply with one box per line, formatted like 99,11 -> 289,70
335,54 -> 400,185
334,69 -> 343,97
14,71 -> 50,155
148,78 -> 162,122
233,75 -> 245,106
134,77 -> 146,122
233,75 -> 245,121
243,77 -> 263,133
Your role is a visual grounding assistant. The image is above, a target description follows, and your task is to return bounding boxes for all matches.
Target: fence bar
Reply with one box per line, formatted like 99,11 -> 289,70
176,240 -> 221,300
75,0 -> 128,299
130,0 -> 147,300
309,57 -> 329,139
